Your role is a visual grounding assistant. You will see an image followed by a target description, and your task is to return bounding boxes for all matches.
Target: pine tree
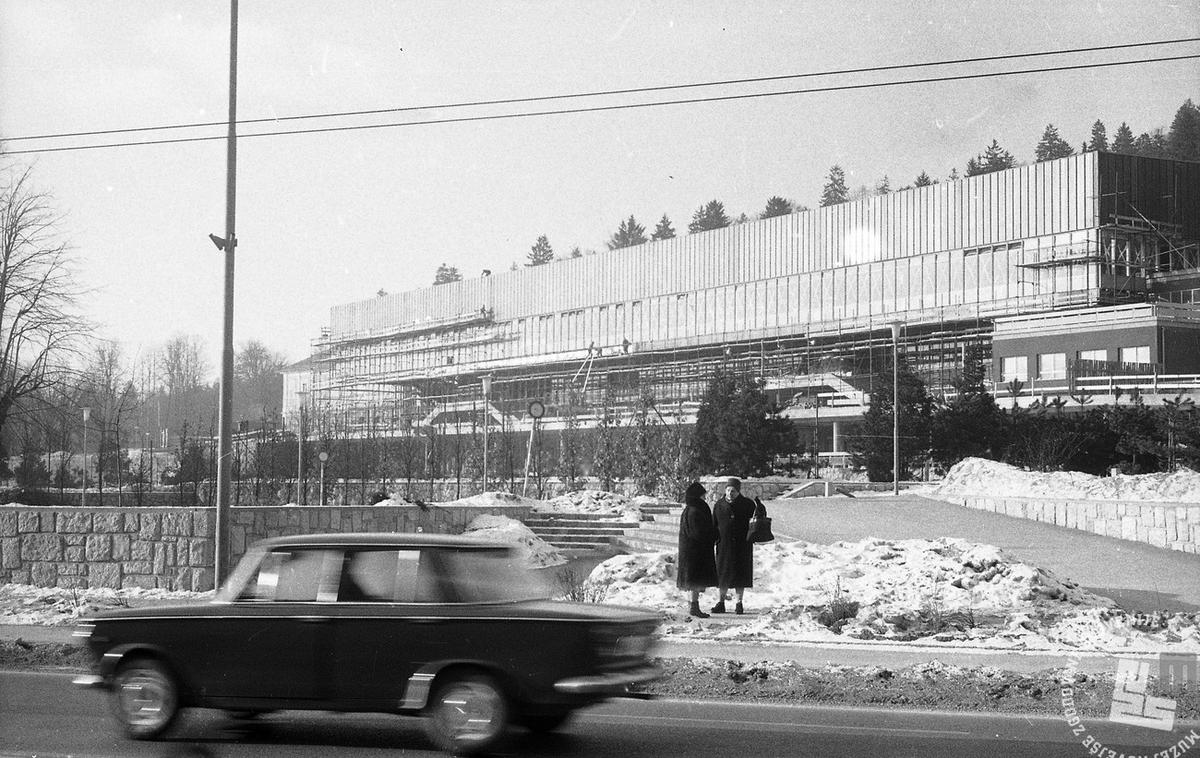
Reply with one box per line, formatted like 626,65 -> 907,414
965,139 -> 1015,176
433,263 -> 462,285
948,168 -> 960,181
1167,99 -> 1200,161
819,165 -> 849,207
760,196 -> 793,219
688,367 -> 792,476
1088,120 -> 1108,152
1133,130 -> 1169,158
875,175 -> 891,195
607,215 -> 648,250
913,171 -> 936,187
526,235 -> 554,266
650,214 -> 676,241
849,353 -> 935,482
1112,122 -> 1136,154
687,200 -> 731,233
569,246 -> 583,258
1034,124 -> 1074,162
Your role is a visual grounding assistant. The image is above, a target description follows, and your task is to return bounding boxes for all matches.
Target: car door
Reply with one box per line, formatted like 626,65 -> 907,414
194,547 -> 336,703
327,547 -> 452,707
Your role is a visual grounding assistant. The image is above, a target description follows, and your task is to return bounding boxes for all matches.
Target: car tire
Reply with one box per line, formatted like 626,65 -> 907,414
110,657 -> 180,740
424,671 -> 509,755
519,709 -> 573,734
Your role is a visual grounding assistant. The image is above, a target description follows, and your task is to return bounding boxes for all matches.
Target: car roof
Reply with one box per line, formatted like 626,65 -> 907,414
252,532 -> 510,551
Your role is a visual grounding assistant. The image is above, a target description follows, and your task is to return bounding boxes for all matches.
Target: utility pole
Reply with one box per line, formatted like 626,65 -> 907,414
213,0 -> 239,587
891,322 -> 902,497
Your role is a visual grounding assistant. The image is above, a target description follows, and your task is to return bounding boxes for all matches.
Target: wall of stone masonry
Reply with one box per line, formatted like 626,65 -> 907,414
940,495 -> 1200,554
0,502 -> 533,592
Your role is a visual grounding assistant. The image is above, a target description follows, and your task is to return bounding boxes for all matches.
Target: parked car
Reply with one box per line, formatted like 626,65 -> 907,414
74,533 -> 660,754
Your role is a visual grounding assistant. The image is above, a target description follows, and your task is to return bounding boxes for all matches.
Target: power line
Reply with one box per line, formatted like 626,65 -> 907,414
6,37 -> 1197,145
6,52 -> 1198,156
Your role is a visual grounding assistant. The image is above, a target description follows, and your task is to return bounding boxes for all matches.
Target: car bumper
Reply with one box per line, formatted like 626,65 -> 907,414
72,674 -> 108,690
552,664 -> 661,695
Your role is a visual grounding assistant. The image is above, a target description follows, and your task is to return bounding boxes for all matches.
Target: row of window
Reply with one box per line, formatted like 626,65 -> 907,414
1000,345 -> 1151,382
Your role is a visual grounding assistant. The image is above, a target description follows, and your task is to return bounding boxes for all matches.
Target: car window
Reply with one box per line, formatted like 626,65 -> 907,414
433,547 -> 550,603
242,549 -> 339,602
339,549 -> 422,602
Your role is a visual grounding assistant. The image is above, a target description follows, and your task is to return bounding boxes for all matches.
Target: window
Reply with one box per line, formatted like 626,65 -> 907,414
1001,356 -> 1028,382
1037,353 -> 1066,380
1119,345 -> 1150,365
1077,349 -> 1106,363
338,549 -> 422,602
243,549 -> 340,602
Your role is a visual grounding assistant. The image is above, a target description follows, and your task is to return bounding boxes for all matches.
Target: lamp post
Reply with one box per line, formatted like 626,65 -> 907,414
318,451 -> 328,506
81,407 -> 90,507
296,390 -> 307,505
890,322 -> 902,497
481,375 -> 492,493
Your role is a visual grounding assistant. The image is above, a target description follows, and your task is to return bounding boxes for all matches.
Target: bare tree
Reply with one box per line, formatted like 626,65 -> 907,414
0,166 -> 88,447
234,340 -> 286,423
81,342 -> 140,500
157,334 -> 211,434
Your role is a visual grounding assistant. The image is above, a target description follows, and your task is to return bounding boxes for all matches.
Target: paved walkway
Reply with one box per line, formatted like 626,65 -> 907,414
765,494 -> 1200,613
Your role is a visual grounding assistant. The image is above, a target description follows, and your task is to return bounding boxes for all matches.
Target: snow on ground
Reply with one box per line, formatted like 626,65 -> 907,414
533,490 -> 675,520
0,584 -> 211,626
462,514 -> 567,568
921,457 -> 1200,503
584,538 -> 1200,653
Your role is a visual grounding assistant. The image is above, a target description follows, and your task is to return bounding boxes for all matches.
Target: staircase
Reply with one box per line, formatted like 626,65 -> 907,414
614,506 -> 681,553
524,512 -> 642,551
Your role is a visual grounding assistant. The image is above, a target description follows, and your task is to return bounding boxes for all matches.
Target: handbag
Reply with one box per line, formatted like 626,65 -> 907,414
747,497 -> 774,543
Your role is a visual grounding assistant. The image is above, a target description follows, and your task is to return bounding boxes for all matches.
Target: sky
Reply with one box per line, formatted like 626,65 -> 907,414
1,1 -> 1197,375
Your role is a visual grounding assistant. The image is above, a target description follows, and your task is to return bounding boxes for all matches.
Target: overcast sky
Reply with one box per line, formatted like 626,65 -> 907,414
1,1 -> 1197,373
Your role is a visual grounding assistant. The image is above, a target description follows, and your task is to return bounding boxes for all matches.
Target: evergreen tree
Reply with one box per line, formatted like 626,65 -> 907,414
1133,130 -> 1169,157
948,168 -> 960,181
913,171 -> 936,187
875,175 -> 891,195
760,196 -> 793,219
965,139 -> 1015,176
1088,119 -> 1108,151
819,165 -> 849,207
929,345 -> 1005,469
687,200 -> 731,233
1034,124 -> 1074,162
630,391 -> 666,495
433,263 -> 462,285
688,366 -> 792,476
568,246 -> 583,258
1111,122 -> 1136,153
607,215 -> 648,250
592,405 -> 626,490
526,235 -> 554,266
650,214 -> 676,241
1167,99 -> 1200,161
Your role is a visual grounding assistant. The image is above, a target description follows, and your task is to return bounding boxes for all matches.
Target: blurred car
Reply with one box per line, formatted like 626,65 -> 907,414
73,532 -> 660,754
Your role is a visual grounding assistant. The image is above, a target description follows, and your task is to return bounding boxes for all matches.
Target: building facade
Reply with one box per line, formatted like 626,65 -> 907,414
298,152 -> 1200,458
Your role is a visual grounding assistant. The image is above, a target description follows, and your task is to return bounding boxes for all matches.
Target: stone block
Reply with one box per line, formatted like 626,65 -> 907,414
188,539 -> 213,567
1147,528 -> 1168,548
0,512 -> 17,537
112,534 -> 131,560
21,533 -> 63,561
89,562 -> 122,588
138,513 -> 162,540
65,545 -> 84,562
122,560 -> 153,575
0,537 -> 18,569
123,512 -> 140,532
192,567 -> 215,592
131,540 -> 154,561
1153,508 -> 1166,528
56,512 -> 91,534
92,512 -> 122,533
31,562 -> 56,586
10,570 -> 30,584
58,562 -> 84,575
153,544 -> 167,574
193,509 -> 214,537
162,511 -> 191,537
1120,517 -> 1138,541
17,511 -> 40,532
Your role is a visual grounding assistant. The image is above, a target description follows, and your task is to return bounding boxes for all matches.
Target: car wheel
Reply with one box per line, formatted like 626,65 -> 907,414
110,657 -> 180,740
424,672 -> 509,754
519,709 -> 573,734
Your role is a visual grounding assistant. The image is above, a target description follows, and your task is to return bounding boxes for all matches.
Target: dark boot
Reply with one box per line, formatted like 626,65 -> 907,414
710,601 -> 726,614
735,602 -> 744,615
689,602 -> 709,619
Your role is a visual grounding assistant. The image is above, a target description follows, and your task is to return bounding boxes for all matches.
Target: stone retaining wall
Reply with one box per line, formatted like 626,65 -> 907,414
0,502 -> 533,592
940,495 -> 1200,554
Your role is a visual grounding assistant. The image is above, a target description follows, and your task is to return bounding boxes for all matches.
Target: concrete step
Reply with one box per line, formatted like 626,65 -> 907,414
525,518 -> 640,530
528,511 -> 635,521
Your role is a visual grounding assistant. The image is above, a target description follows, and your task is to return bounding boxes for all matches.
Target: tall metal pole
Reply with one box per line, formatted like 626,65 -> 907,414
81,407 -> 90,507
481,376 -> 491,492
890,322 -> 901,497
214,0 -> 239,586
296,394 -> 306,505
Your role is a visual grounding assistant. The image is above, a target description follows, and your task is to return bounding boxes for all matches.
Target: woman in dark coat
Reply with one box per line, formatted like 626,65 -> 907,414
712,477 -> 755,615
677,481 -> 718,618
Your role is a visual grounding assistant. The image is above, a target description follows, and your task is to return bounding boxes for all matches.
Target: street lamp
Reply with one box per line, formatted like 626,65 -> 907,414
296,390 -> 307,505
890,322 -> 902,497
481,375 -> 492,493
318,451 -> 329,506
81,407 -> 90,507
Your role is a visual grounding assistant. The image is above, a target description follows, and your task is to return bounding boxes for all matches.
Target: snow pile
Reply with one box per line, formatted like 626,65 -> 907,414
440,491 -> 540,508
587,537 -> 1200,652
0,584 -> 210,626
536,489 -> 639,518
929,457 -> 1200,503
463,514 -> 567,569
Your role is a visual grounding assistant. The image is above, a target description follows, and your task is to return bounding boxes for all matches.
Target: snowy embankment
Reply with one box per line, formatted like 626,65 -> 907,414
921,456 -> 1200,503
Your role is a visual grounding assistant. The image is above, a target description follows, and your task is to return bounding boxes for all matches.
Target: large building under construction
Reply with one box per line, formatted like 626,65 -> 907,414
291,152 -> 1200,462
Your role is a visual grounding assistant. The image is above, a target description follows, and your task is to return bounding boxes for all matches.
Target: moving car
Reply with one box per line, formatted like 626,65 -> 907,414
73,532 -> 660,754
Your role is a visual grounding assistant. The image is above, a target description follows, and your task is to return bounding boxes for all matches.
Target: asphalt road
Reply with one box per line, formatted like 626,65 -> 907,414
3,671 -> 1196,758
763,494 -> 1200,613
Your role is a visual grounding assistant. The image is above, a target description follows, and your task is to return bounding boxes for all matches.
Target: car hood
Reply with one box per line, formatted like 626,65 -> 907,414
510,599 -> 660,624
